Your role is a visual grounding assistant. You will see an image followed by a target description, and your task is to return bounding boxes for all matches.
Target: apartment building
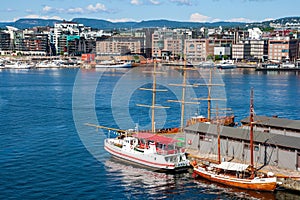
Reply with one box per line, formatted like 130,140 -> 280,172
96,35 -> 144,56
0,32 -> 11,55
232,39 -> 268,61
185,39 -> 207,61
51,21 -> 91,55
268,37 -> 299,61
249,40 -> 268,60
23,33 -> 49,55
232,43 -> 250,60
152,28 -> 191,58
206,39 -> 233,58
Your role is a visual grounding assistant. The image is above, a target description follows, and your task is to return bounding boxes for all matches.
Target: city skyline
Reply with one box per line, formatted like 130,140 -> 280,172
1,0 -> 299,23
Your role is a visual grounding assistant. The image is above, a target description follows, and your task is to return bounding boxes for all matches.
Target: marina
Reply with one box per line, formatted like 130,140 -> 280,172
1,67 -> 300,199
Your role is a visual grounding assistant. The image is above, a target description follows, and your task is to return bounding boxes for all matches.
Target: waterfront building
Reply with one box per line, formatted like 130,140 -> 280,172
232,39 -> 268,62
23,33 -> 49,56
51,21 -> 91,55
185,122 -> 300,171
268,37 -> 299,62
241,116 -> 300,138
96,34 -> 145,56
214,46 -> 231,58
152,28 -> 192,59
249,39 -> 268,61
0,32 -> 11,55
206,38 -> 233,59
232,43 -> 250,61
185,39 -> 207,62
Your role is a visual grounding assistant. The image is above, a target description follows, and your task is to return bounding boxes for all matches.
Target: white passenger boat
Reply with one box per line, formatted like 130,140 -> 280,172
95,61 -> 132,68
103,131 -> 190,172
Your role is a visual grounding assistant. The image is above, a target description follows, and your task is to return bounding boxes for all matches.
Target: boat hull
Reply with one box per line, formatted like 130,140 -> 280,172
95,63 -> 132,68
104,140 -> 190,173
193,167 -> 277,192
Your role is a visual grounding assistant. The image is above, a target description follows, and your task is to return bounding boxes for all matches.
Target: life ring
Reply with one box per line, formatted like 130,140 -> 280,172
130,145 -> 133,149
188,139 -> 192,145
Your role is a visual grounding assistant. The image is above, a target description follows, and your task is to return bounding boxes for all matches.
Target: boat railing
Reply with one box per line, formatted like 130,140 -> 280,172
156,148 -> 185,155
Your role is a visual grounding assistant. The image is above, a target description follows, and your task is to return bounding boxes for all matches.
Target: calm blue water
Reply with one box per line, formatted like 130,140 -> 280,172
0,67 -> 299,199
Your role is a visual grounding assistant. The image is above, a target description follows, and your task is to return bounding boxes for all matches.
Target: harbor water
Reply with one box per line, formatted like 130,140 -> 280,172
0,67 -> 300,199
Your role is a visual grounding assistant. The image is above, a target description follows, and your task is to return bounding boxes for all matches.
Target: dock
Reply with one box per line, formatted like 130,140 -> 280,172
187,150 -> 300,192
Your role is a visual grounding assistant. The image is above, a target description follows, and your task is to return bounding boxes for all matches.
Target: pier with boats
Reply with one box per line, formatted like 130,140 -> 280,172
84,60 -> 300,193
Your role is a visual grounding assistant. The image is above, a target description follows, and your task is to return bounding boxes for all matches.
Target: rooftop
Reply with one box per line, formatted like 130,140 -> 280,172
241,115 -> 300,132
185,122 -> 300,150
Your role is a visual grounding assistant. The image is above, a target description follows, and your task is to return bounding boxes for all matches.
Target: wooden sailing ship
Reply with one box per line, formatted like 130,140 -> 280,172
192,88 -> 277,192
186,68 -> 235,127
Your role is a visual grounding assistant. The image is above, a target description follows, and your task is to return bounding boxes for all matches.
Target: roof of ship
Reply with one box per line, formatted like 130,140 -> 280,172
132,132 -> 179,145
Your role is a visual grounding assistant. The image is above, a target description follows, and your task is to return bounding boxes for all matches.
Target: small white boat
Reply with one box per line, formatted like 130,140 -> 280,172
36,60 -> 61,68
5,61 -> 31,69
216,60 -> 236,69
95,61 -> 132,68
198,61 -> 215,68
281,63 -> 296,68
266,64 -> 279,69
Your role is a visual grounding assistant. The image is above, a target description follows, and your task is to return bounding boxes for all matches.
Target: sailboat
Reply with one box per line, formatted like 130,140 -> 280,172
87,59 -> 190,172
192,88 -> 277,191
186,69 -> 235,127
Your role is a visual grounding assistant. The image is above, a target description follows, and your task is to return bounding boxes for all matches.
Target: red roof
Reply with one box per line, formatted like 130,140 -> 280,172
132,132 -> 179,145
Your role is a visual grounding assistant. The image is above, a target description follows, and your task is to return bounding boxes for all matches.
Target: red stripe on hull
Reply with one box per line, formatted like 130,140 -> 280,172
105,145 -> 175,169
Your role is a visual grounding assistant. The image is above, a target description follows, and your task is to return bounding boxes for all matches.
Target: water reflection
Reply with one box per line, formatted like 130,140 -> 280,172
104,158 -> 300,199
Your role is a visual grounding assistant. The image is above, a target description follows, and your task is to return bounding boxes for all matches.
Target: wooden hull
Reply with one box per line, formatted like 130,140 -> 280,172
186,115 -> 235,127
193,167 -> 277,192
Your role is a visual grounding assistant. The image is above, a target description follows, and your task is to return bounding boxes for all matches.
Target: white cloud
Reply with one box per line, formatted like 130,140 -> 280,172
42,6 -> 53,12
86,3 -> 107,12
131,0 -> 142,5
67,7 -> 84,14
262,18 -> 274,22
42,3 -> 108,15
107,18 -> 138,22
170,0 -> 192,6
149,0 -> 161,5
6,8 -> 15,12
190,13 -> 211,22
19,15 -> 63,20
225,18 -> 255,23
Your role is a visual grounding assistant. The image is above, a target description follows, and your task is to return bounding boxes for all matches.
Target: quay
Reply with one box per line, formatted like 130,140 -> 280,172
184,115 -> 300,192
187,150 -> 300,192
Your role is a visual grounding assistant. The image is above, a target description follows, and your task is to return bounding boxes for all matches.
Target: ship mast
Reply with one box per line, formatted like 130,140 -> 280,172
216,103 -> 221,164
137,58 -> 169,133
168,56 -> 199,133
193,69 -> 226,121
250,88 -> 254,178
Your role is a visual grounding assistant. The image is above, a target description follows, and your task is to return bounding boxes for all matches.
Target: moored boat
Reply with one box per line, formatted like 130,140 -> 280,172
192,88 -> 277,192
4,61 -> 31,69
216,60 -> 236,69
103,131 -> 190,172
88,59 -> 190,172
95,60 -> 132,68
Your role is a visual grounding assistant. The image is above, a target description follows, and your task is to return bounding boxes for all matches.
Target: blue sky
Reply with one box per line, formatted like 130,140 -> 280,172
1,0 -> 299,23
